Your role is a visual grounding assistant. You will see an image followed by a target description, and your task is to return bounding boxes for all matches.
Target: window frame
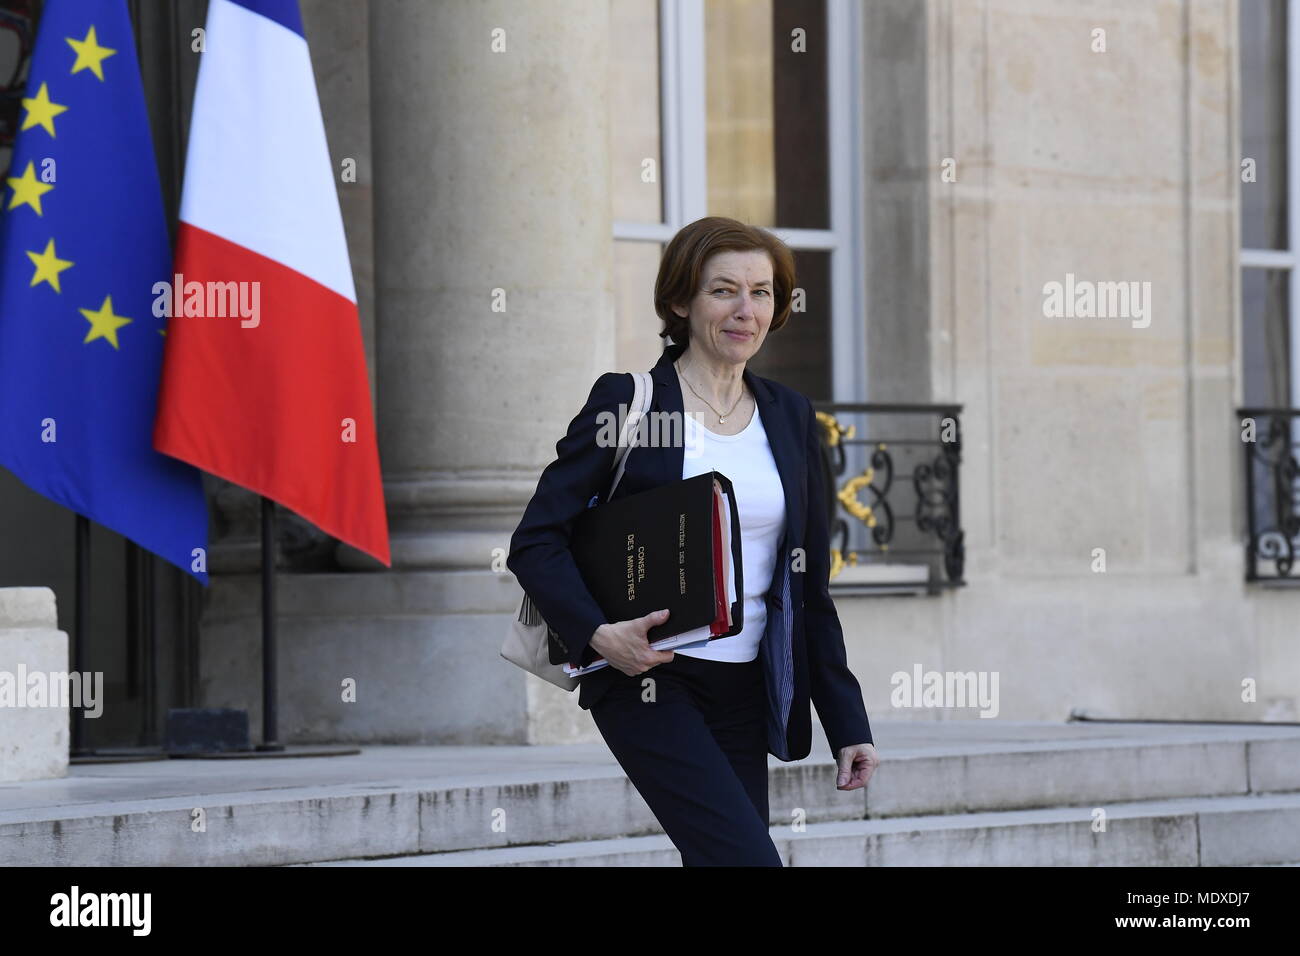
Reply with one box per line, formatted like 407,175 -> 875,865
1240,0 -> 1300,412
612,0 -> 868,402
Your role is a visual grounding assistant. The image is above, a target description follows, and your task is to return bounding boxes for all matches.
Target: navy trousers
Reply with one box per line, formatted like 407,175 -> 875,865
588,653 -> 783,867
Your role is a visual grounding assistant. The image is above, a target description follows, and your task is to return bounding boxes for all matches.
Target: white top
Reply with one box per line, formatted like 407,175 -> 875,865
673,402 -> 787,663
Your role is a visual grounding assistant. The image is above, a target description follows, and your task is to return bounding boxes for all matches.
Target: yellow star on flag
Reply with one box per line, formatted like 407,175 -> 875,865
79,295 -> 132,349
20,82 -> 68,137
66,25 -> 117,81
6,161 -> 55,215
26,239 -> 74,293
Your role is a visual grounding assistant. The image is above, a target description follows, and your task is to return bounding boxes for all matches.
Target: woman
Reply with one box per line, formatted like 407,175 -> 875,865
507,217 -> 879,866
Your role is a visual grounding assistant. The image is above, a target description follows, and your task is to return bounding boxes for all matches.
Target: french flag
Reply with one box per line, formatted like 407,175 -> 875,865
153,0 -> 390,567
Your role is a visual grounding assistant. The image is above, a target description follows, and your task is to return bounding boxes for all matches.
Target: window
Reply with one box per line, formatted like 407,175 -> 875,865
609,0 -> 864,402
1239,0 -> 1300,581
1240,0 -> 1296,411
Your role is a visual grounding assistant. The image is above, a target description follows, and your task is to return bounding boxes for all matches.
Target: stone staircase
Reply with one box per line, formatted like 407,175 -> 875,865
308,793 -> 1300,867
302,727 -> 1300,866
3,722 -> 1298,866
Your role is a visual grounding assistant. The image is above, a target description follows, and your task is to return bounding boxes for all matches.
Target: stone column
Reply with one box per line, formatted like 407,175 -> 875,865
351,0 -> 615,742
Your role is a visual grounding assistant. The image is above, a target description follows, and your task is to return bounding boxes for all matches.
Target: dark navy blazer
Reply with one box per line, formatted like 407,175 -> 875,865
506,340 -> 872,761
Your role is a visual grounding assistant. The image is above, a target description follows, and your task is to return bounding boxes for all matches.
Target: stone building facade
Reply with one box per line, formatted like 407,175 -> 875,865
0,0 -> 1294,750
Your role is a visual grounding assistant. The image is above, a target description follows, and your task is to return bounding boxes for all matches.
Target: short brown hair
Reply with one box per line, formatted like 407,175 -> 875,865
654,216 -> 797,345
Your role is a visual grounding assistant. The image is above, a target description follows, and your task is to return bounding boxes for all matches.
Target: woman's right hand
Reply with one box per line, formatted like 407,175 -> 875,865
589,608 -> 675,676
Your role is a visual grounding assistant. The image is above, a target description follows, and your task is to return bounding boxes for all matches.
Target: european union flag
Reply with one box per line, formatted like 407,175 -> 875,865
0,0 -> 209,583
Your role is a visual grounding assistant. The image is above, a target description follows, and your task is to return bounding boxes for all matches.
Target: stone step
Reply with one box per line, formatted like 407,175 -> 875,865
300,791 -> 1300,867
2,728 -> 1296,866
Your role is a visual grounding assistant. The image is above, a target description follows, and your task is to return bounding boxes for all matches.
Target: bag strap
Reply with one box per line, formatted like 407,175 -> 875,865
605,371 -> 652,502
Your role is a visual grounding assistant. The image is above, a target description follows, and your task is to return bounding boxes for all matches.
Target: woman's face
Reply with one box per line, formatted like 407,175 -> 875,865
672,249 -> 775,366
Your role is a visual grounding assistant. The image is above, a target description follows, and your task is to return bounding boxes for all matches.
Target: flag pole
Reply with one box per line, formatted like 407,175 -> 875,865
142,548 -> 157,745
71,514 -> 90,756
257,495 -> 283,752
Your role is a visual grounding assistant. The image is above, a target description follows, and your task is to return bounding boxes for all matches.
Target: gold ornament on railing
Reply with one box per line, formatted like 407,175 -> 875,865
815,410 -> 853,447
829,548 -> 860,580
815,410 -> 885,580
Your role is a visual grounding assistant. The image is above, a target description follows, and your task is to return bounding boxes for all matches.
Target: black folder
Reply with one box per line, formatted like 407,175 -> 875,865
551,470 -> 744,667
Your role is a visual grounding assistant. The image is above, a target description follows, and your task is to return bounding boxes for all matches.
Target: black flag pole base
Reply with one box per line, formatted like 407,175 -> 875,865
172,745 -> 360,760
71,748 -> 171,765
161,708 -> 357,757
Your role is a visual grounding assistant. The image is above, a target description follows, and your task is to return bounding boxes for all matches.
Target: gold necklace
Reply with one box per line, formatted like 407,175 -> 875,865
675,359 -> 746,423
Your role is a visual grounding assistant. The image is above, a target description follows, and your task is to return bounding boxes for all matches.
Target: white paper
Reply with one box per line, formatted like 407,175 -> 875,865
563,633 -> 712,677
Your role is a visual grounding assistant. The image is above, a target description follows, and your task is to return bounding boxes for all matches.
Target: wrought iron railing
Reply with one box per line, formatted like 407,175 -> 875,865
810,401 -> 965,594
1238,407 -> 1300,583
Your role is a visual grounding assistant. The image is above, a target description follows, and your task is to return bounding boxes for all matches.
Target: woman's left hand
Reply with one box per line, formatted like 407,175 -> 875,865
835,743 -> 879,790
